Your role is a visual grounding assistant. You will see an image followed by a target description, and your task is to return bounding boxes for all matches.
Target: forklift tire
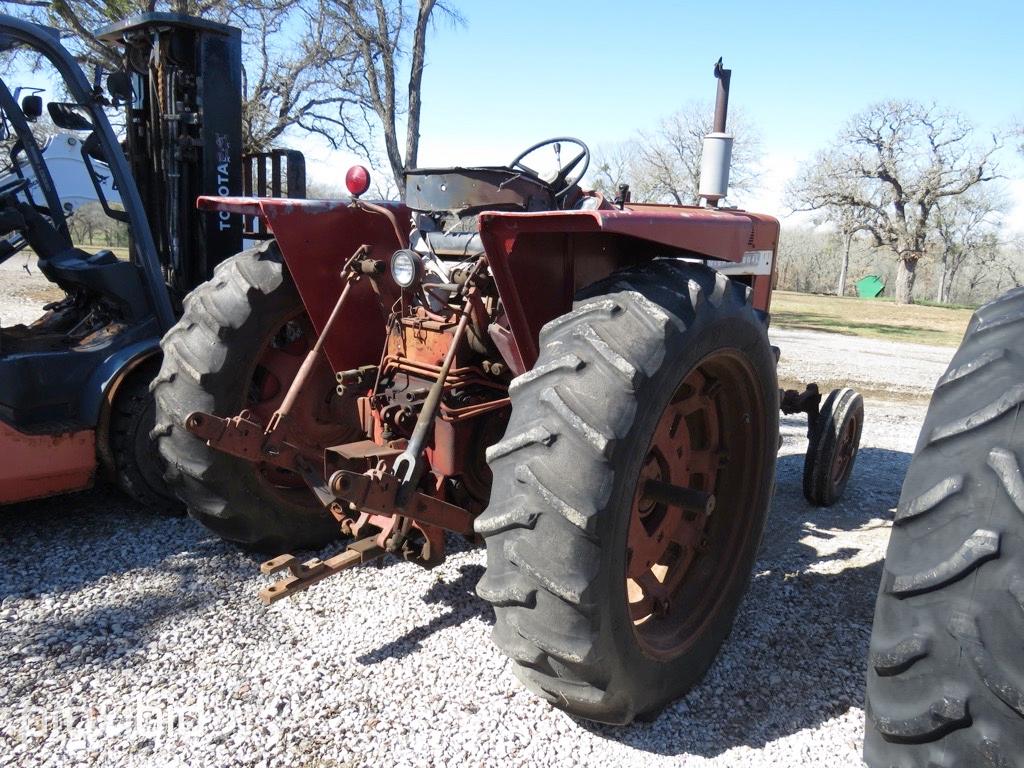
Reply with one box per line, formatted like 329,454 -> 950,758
152,241 -> 339,553
476,261 -> 778,724
865,287 -> 1024,767
109,368 -> 182,514
802,387 -> 863,507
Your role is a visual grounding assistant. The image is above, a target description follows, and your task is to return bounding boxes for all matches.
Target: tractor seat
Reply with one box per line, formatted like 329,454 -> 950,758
405,167 -> 556,216
83,249 -> 119,266
41,247 -> 148,319
42,246 -> 117,269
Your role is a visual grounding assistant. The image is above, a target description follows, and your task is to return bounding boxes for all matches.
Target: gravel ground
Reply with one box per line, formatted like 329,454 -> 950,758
0,253 -> 62,326
0,318 -> 954,766
772,327 -> 956,401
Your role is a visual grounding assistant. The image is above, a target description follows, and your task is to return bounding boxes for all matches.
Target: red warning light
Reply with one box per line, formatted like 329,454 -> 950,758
345,165 -> 371,197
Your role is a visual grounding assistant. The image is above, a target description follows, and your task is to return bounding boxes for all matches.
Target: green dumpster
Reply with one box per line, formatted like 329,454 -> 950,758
856,275 -> 885,298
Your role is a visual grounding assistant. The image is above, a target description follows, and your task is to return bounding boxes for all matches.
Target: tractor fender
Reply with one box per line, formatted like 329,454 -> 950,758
198,196 -> 406,374
476,207 -> 779,369
86,339 -> 161,476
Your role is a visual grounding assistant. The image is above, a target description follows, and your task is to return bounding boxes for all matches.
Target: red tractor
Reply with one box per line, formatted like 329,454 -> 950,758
153,62 -> 863,722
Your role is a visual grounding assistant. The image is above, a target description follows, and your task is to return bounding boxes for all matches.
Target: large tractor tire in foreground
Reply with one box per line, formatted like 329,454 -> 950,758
152,241 -> 348,553
476,261 -> 779,724
865,287 -> 1024,767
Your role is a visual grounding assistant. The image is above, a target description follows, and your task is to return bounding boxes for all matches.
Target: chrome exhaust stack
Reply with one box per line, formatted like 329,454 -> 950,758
698,58 -> 734,208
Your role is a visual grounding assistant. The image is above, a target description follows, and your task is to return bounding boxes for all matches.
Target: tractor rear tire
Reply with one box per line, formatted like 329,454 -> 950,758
152,241 -> 340,553
864,287 -> 1024,767
476,261 -> 778,724
109,365 -> 182,514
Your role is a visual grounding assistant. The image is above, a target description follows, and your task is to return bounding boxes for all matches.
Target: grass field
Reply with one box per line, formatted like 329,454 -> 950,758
771,290 -> 974,347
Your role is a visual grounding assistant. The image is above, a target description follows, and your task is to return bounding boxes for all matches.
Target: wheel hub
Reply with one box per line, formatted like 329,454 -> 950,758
627,368 -> 721,626
246,314 -> 355,494
831,411 -> 861,490
625,351 -> 766,660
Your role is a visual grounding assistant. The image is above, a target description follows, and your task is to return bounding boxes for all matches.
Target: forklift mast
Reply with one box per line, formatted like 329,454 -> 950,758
98,13 -> 244,296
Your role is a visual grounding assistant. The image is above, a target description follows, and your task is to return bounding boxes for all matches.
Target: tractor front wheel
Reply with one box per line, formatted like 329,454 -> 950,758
803,387 -> 863,507
476,261 -> 779,724
152,241 -> 354,552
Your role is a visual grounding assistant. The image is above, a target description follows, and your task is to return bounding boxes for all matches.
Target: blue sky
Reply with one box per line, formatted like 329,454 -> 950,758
7,2 -> 1020,223
308,0 -> 1024,227
418,0 -> 1020,161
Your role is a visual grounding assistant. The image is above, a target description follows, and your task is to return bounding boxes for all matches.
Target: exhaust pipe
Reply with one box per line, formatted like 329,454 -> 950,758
698,58 -> 733,208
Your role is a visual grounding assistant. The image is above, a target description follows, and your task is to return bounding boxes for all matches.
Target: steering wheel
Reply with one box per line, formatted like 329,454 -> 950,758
509,137 -> 590,199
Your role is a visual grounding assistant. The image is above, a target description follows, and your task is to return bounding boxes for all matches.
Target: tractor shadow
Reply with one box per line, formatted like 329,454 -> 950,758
0,485 -> 268,673
355,556 -> 490,665
584,443 -> 911,758
0,486 -> 206,600
0,481 -> 489,675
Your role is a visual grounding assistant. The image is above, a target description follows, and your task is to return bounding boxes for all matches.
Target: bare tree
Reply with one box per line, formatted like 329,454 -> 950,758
67,202 -> 129,247
370,171 -> 398,200
305,179 -> 343,198
240,0 -> 362,152
328,0 -> 460,193
930,187 -> 1005,303
814,204 -> 871,297
590,140 -> 657,201
776,226 -> 835,293
835,216 -> 859,298
788,100 -> 999,304
992,235 -> 1024,292
2,0 -> 364,153
621,100 -> 762,205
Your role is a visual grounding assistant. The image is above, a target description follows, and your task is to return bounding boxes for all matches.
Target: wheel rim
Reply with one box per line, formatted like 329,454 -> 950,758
829,408 -> 860,492
242,312 -> 353,502
627,350 -> 767,659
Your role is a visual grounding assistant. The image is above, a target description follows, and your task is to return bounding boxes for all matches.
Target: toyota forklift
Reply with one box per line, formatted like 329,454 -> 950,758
0,12 -> 304,507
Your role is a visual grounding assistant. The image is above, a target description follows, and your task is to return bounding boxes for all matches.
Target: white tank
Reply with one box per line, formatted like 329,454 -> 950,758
0,132 -> 123,214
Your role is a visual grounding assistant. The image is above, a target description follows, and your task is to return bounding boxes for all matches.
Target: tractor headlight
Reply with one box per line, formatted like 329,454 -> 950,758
391,249 -> 421,288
